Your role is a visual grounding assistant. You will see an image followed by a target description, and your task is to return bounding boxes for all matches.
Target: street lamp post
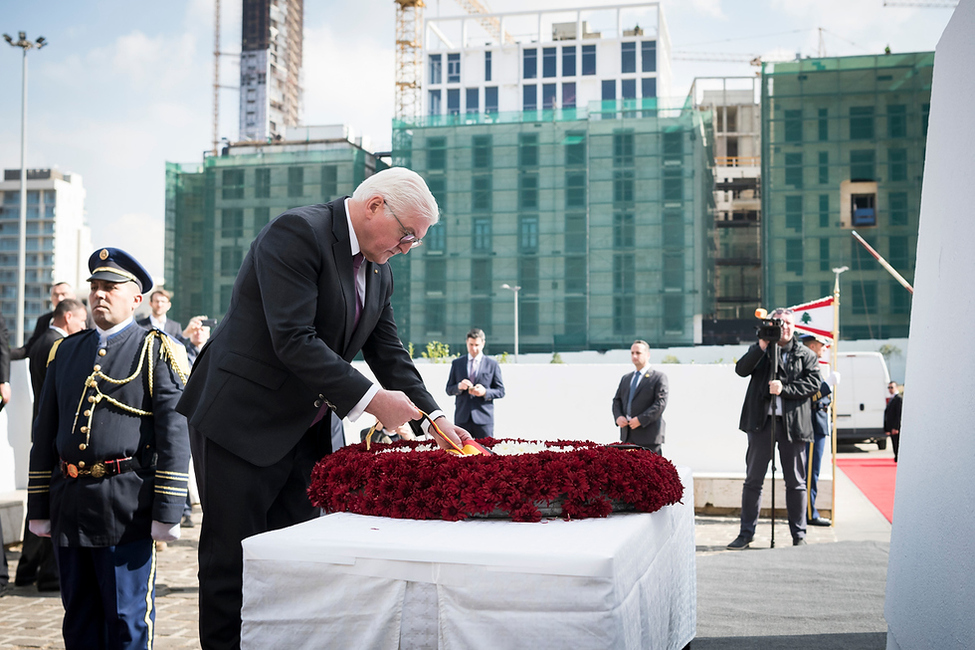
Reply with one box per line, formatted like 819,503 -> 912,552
501,283 -> 520,363
4,31 -> 47,346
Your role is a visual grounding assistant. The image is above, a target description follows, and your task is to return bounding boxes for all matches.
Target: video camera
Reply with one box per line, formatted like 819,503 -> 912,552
754,308 -> 783,342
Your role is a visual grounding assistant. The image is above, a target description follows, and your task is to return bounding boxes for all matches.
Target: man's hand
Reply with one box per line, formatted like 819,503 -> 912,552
151,520 -> 181,542
428,417 -> 472,450
890,429 -> 899,436
365,389 -> 422,431
458,378 -> 473,392
615,416 -> 629,428
768,380 -> 783,396
470,383 -> 487,397
758,339 -> 769,351
29,519 -> 51,537
0,382 -> 10,404
627,416 -> 642,429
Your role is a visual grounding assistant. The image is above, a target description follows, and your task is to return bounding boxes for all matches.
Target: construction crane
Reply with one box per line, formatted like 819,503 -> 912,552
452,0 -> 514,46
671,51 -> 763,65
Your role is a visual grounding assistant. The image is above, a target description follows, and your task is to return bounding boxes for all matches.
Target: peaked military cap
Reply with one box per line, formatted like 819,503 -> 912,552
87,247 -> 153,293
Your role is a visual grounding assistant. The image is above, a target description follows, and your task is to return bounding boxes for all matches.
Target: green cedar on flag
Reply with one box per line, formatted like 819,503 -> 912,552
789,296 -> 834,342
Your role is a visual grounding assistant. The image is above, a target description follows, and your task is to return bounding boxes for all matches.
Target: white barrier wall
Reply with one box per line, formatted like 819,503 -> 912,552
884,2 -> 975,648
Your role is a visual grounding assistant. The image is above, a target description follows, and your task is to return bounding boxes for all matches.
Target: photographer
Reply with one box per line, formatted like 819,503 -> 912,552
727,308 -> 821,549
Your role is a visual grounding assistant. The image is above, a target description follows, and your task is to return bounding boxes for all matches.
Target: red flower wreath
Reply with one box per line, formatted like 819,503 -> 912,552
307,439 -> 684,523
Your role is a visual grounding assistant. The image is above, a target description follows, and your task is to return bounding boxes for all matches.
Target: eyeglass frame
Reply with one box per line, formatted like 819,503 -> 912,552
384,200 -> 423,248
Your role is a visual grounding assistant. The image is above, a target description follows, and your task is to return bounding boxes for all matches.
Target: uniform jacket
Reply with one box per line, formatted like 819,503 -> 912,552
446,355 -> 505,425
612,368 -> 669,448
177,199 -> 439,467
736,336 -> 820,443
27,323 -> 190,547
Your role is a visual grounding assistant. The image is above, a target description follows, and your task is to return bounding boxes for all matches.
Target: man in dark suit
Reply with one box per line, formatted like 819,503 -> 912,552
446,328 -> 505,439
10,282 -> 93,362
137,288 -> 186,340
612,340 -> 669,454
16,298 -> 88,591
177,167 -> 471,650
885,381 -> 903,462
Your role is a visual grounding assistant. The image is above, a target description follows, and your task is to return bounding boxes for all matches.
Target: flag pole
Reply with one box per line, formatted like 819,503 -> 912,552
830,266 -> 848,526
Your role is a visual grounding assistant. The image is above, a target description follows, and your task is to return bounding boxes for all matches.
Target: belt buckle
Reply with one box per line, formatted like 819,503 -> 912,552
90,462 -> 107,478
66,463 -> 79,478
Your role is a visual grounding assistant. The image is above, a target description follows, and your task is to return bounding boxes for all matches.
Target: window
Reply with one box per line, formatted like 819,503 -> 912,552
850,150 -> 875,181
562,82 -> 576,109
614,170 -> 635,204
472,135 -> 492,169
785,195 -> 802,231
254,207 -> 270,231
287,167 -> 303,198
662,168 -> 682,202
641,41 -> 656,72
542,84 -> 557,110
425,222 -> 446,252
543,47 -> 557,77
565,172 -> 586,208
222,209 -> 244,238
621,42 -> 636,73
520,300 -> 539,336
852,235 -> 877,270
663,295 -> 683,333
222,169 -> 244,199
519,174 -> 538,209
662,212 -> 682,248
484,87 -> 498,114
601,80 -> 616,102
519,256 -> 539,294
852,282 -> 877,315
321,165 -> 337,199
818,108 -> 828,141
565,132 -> 586,166
429,54 -> 442,84
888,104 -> 907,138
519,215 -> 538,253
562,46 -> 576,76
447,53 -> 460,83
523,85 -> 537,111
663,251 -> 683,290
255,167 -> 271,198
621,79 -> 636,100
613,212 -> 634,248
484,51 -> 492,82
428,89 -> 441,115
888,148 -> 908,182
471,298 -> 492,335
466,88 -> 479,114
428,137 -> 447,170
519,133 -> 539,167
889,236 -> 910,270
220,246 -> 243,274
662,130 -> 683,159
891,283 -> 910,314
565,214 -> 586,252
818,152 -> 828,185
852,193 -> 877,226
889,192 -> 908,226
565,297 -> 587,336
850,106 -> 874,140
472,217 -> 492,252
785,153 -> 802,188
819,194 -> 830,228
784,110 -> 802,142
820,238 -> 830,271
641,77 -> 656,99
565,257 -> 587,292
582,45 -> 596,75
426,300 -> 446,334
786,283 -> 803,307
472,176 -> 492,211
426,259 -> 447,293
613,132 -> 634,166
447,89 -> 460,115
785,239 -> 803,274
471,258 -> 492,293
614,253 -> 635,294
523,48 -> 537,79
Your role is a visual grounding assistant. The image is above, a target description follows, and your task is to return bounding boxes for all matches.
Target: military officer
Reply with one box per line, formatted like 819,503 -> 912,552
27,248 -> 190,650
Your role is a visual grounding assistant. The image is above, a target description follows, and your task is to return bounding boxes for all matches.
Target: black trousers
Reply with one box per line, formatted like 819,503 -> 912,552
740,417 -> 808,541
15,523 -> 59,588
457,418 -> 493,440
190,424 -> 326,650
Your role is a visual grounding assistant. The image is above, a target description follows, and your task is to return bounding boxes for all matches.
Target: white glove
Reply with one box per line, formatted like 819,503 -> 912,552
151,520 -> 181,542
29,519 -> 52,537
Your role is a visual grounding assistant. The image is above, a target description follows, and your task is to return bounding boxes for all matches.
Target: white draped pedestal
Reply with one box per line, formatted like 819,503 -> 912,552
241,467 -> 695,650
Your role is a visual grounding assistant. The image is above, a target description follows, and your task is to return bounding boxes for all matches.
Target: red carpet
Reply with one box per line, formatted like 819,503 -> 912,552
836,458 -> 897,523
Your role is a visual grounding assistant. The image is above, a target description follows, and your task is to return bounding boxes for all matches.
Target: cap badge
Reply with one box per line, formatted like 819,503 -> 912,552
99,249 -> 109,260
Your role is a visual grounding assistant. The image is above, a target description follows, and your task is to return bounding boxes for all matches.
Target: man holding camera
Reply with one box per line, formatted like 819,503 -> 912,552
728,308 -> 820,549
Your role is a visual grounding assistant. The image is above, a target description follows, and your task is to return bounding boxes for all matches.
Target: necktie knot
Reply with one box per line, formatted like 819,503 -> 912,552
353,253 -> 364,274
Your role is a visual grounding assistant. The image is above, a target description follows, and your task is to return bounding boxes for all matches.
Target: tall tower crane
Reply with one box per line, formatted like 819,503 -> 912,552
394,0 -> 425,122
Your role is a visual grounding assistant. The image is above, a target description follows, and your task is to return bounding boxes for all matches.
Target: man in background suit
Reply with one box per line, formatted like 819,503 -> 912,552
612,340 -> 669,454
11,282 -> 92,361
16,298 -> 88,591
177,167 -> 471,650
885,381 -> 903,462
446,328 -> 505,439
137,288 -> 187,340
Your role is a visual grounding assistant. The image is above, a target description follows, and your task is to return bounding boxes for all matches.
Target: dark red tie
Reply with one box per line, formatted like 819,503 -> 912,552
353,253 -> 364,328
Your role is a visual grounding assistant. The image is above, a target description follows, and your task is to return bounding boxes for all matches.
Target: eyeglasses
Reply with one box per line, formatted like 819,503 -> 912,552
384,200 -> 423,248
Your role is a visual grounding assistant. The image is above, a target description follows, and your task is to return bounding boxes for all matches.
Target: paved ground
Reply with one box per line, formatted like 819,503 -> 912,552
0,443 -> 893,649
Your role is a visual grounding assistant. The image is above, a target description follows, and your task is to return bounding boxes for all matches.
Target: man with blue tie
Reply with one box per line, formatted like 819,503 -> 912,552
446,328 -> 505,439
612,340 -> 669,454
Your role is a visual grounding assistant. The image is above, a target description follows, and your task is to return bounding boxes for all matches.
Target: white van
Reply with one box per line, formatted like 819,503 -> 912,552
833,351 -> 891,449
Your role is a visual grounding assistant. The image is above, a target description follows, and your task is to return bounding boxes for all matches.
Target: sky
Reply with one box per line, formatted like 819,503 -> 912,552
0,0 -> 957,284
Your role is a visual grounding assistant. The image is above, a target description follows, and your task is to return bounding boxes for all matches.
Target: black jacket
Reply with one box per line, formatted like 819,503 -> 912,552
736,335 -> 820,443
884,393 -> 902,433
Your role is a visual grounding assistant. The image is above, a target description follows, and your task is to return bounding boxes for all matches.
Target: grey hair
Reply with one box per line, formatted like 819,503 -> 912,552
352,167 -> 440,225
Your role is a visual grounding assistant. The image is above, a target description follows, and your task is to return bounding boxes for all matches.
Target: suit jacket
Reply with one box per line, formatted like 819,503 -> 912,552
612,368 -> 668,448
884,393 -> 902,433
27,327 -> 63,421
177,199 -> 439,467
0,312 -> 9,383
137,316 -> 184,340
446,355 -> 505,425
13,310 -> 95,361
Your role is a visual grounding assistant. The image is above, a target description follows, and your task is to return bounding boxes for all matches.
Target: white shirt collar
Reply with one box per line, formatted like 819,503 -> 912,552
96,316 -> 135,345
149,314 -> 167,329
49,324 -> 68,338
344,197 -> 360,257
468,353 -> 483,363
635,363 -> 651,376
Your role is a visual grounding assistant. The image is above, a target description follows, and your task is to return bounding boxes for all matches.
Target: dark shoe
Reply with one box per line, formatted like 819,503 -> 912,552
0,583 -> 10,597
14,576 -> 34,587
808,517 -> 831,527
727,535 -> 753,550
180,513 -> 195,528
793,538 -> 807,546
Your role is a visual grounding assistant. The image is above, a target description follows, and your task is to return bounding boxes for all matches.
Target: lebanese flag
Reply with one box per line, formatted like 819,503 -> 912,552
789,296 -> 834,341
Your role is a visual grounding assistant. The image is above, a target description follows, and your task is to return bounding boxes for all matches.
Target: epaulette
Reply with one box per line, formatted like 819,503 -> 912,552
46,338 -> 64,367
147,329 -> 190,385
